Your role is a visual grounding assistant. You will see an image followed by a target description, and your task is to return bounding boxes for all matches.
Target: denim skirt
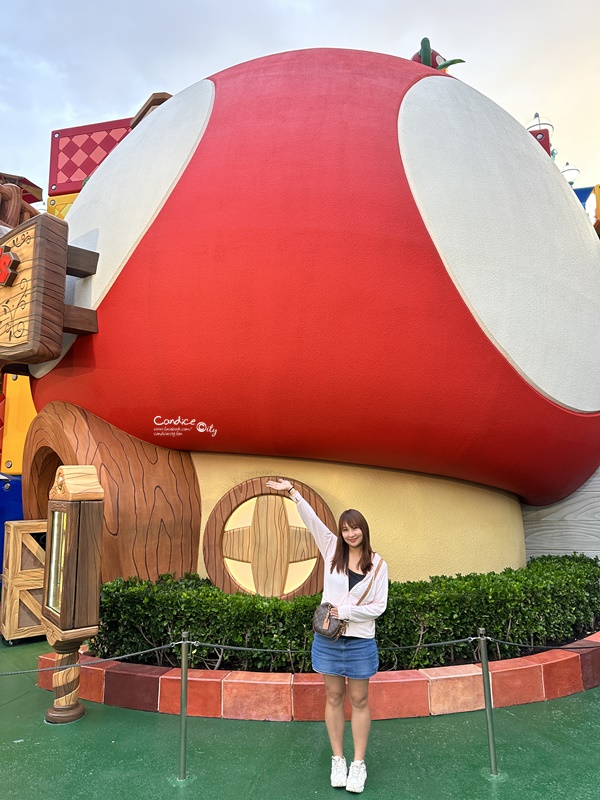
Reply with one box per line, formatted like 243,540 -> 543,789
312,633 -> 379,680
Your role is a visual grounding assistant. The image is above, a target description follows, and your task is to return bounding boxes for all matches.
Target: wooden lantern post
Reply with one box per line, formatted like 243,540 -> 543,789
41,465 -> 104,724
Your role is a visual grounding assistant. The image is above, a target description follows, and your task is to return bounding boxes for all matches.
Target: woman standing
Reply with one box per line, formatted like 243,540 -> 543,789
266,479 -> 388,794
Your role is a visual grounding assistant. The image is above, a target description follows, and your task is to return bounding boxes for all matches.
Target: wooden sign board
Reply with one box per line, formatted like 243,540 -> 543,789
0,214 -> 99,370
0,214 -> 68,365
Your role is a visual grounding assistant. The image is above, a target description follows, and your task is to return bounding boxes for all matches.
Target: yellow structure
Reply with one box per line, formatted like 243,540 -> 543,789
47,192 -> 79,219
192,453 -> 525,584
2,374 -> 37,474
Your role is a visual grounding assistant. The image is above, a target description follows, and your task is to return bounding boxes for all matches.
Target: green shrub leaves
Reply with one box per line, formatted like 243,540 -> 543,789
91,554 -> 600,671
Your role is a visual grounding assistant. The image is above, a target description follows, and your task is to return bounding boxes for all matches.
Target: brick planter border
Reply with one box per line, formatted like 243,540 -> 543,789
37,632 -> 600,720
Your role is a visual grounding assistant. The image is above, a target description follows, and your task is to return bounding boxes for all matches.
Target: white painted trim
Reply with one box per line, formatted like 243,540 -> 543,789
399,76 -> 600,412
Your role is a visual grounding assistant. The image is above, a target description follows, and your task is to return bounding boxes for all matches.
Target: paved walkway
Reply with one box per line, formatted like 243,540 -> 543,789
2,639 -> 600,800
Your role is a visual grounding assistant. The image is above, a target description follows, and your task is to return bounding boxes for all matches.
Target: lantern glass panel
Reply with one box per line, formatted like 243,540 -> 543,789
47,510 -> 67,613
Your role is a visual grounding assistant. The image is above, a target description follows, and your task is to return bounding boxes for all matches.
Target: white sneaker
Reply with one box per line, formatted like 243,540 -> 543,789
331,756 -> 348,787
346,760 -> 367,793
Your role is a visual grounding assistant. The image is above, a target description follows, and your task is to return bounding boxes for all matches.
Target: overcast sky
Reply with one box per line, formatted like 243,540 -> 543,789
2,0 -> 599,200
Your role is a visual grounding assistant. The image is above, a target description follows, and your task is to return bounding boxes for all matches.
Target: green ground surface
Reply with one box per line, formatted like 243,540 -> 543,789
1,639 -> 600,800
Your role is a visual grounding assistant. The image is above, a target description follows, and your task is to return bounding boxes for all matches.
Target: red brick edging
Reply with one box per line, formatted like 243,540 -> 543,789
37,632 -> 600,720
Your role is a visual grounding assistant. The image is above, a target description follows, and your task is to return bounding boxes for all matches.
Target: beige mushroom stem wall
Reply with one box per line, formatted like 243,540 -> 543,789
192,453 -> 525,583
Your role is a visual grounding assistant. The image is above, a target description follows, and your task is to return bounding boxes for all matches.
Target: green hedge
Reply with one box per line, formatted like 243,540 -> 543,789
90,554 -> 600,671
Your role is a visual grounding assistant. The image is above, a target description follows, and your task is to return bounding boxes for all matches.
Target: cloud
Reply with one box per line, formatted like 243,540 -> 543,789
2,0 -> 599,192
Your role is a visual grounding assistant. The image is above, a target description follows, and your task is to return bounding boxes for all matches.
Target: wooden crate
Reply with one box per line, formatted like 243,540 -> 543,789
1,520 -> 46,641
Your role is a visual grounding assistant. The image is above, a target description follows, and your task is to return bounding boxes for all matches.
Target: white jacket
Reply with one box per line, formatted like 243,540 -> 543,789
291,491 -> 389,639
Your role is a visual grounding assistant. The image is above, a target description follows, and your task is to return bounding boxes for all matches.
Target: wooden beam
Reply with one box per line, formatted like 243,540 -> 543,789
0,184 -> 22,229
66,245 -> 98,278
130,92 -> 172,129
0,184 -> 39,228
0,363 -> 30,376
62,305 -> 97,335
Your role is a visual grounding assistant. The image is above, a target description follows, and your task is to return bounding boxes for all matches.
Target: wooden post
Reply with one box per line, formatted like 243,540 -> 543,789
41,465 -> 104,724
46,640 -> 85,724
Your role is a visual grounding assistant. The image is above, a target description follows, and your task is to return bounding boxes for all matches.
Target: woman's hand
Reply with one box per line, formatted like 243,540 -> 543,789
330,606 -> 339,619
266,479 -> 293,492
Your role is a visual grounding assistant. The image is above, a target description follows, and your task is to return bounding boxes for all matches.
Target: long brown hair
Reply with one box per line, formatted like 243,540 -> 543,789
330,509 -> 373,575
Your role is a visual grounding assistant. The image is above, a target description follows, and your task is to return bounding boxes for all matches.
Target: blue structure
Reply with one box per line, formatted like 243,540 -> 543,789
0,474 -> 23,576
574,186 -> 594,206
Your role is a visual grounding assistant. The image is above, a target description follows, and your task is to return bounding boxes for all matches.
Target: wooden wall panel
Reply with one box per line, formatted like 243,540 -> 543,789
523,467 -> 600,559
22,401 -> 201,582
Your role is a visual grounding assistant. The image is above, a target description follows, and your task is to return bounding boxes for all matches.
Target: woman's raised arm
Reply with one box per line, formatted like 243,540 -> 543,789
266,479 -> 337,558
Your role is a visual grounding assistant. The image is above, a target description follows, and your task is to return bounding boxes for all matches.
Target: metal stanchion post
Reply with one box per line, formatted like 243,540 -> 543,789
478,627 -> 498,776
179,631 -> 190,781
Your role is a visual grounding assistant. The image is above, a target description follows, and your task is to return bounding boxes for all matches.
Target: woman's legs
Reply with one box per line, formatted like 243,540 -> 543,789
347,678 -> 371,762
322,675 -> 372,761
322,673 -> 347,756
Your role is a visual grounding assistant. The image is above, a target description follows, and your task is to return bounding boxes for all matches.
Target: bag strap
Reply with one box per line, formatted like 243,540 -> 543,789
356,555 -> 384,606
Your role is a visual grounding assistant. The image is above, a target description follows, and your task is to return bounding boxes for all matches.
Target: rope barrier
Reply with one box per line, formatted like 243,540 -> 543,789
0,635 -> 475,677
190,641 -> 307,654
1,632 -> 599,678
0,642 -> 184,678
486,636 -> 600,653
379,636 -> 475,651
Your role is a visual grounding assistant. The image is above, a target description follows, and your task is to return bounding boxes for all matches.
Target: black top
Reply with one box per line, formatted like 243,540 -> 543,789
348,568 -> 365,591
